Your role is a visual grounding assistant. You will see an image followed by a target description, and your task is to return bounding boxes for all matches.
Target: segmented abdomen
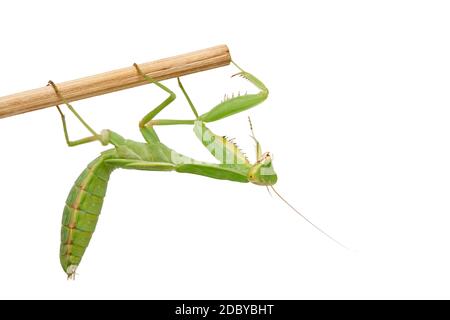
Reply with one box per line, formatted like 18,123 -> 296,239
60,153 -> 115,277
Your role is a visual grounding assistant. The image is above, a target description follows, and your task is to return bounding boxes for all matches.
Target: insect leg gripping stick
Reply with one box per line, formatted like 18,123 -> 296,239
0,45 -> 346,279
0,45 -> 231,118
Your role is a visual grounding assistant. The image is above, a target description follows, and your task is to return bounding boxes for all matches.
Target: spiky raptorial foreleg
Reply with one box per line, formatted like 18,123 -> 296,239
139,63 -> 269,164
196,61 -> 269,122
193,121 -> 249,165
137,62 -> 269,130
191,62 -> 268,164
48,81 -> 107,147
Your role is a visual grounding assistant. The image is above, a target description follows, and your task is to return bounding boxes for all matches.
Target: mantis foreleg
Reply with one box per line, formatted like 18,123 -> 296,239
193,121 -> 249,164
139,62 -> 268,129
138,63 -> 268,163
197,61 -> 268,123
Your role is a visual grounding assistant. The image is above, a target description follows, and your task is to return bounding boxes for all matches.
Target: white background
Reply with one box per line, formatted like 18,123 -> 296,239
0,0 -> 450,299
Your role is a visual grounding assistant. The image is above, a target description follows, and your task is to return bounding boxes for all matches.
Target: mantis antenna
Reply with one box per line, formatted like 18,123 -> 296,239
248,116 -> 262,161
270,186 -> 348,250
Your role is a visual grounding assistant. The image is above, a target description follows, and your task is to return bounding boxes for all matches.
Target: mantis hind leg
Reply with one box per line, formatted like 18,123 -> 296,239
48,81 -> 106,147
56,106 -> 100,147
134,76 -> 202,130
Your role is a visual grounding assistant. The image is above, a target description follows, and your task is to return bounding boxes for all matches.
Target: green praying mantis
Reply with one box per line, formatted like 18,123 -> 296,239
48,61 -> 345,279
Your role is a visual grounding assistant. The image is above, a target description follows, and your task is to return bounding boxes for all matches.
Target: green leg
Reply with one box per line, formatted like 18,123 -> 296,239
193,120 -> 249,164
138,64 -> 268,163
137,62 -> 269,131
197,61 -> 269,123
136,77 -> 200,129
177,77 -> 199,118
103,158 -> 249,185
134,63 -> 188,143
56,106 -> 100,146
48,81 -> 104,147
104,158 -> 175,171
176,162 -> 249,183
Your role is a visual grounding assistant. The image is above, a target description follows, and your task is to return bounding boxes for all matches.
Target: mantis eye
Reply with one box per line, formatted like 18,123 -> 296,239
259,152 -> 272,165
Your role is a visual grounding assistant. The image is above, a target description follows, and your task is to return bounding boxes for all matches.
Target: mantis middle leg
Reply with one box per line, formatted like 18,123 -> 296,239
133,63 -> 180,144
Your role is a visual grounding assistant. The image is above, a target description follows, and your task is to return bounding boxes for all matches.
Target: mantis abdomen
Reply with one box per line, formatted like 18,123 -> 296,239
60,153 -> 115,277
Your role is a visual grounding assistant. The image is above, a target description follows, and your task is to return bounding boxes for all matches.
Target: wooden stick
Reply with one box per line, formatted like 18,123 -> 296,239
0,45 -> 231,119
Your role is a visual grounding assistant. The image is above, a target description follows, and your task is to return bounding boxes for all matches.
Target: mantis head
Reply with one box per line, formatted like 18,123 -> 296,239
248,152 -> 278,186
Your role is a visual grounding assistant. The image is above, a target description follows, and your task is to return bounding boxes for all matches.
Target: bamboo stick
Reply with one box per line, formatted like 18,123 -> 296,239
0,45 -> 231,119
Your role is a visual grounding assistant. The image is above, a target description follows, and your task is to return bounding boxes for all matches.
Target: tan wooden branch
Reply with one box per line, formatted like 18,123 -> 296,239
0,45 -> 231,119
